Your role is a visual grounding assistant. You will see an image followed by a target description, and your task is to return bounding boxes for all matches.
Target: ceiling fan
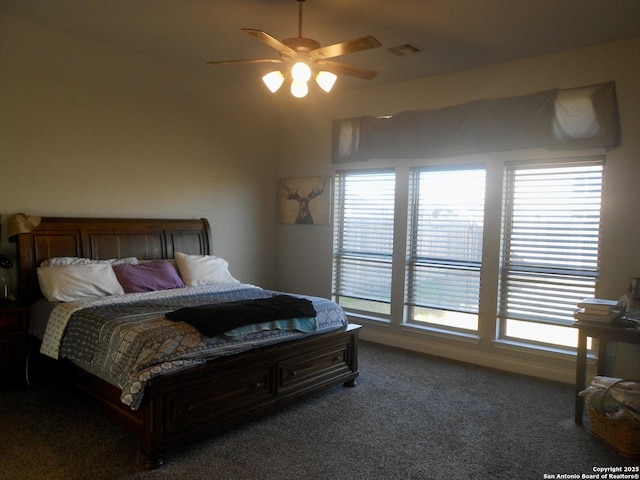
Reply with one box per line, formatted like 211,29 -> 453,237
207,0 -> 382,97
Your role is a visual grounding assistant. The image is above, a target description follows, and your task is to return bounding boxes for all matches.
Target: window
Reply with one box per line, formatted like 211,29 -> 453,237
330,155 -> 604,353
498,159 -> 604,349
332,170 -> 396,319
406,166 -> 486,332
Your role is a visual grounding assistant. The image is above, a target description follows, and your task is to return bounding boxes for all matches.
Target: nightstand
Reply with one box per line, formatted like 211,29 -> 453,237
573,321 -> 640,424
0,303 -> 30,388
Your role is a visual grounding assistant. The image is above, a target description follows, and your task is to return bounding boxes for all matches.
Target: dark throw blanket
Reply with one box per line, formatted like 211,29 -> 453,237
165,294 -> 317,337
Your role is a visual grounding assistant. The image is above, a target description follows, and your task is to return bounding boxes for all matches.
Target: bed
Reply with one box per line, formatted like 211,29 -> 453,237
13,216 -> 360,468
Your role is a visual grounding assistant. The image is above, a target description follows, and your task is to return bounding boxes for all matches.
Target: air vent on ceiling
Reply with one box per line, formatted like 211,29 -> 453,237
387,43 -> 422,56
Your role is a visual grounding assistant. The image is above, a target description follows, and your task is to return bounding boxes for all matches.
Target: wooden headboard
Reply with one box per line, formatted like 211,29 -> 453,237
12,217 -> 212,304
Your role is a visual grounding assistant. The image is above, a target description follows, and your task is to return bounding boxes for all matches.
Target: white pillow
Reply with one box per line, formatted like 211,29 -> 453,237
174,252 -> 238,287
37,264 -> 125,302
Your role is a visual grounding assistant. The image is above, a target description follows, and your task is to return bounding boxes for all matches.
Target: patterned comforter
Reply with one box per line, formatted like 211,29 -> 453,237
39,283 -> 348,409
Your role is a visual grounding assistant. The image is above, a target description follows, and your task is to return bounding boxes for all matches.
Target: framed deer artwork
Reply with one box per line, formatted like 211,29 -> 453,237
278,176 -> 331,225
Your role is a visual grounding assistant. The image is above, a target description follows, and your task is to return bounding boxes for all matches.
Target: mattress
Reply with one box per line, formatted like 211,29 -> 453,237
32,283 -> 348,409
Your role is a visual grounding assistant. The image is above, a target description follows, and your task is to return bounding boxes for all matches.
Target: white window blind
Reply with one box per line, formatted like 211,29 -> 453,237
499,159 -> 604,346
406,167 -> 486,331
332,170 -> 396,317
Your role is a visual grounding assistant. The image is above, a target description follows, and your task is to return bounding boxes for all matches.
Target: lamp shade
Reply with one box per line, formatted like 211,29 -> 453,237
291,62 -> 312,83
315,71 -> 337,92
290,80 -> 309,98
262,71 -> 285,93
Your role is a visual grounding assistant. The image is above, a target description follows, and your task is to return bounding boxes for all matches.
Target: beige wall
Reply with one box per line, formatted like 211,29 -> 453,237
0,17 -> 281,289
276,37 -> 640,382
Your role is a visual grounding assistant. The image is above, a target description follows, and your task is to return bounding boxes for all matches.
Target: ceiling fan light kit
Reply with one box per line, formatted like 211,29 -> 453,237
208,0 -> 381,98
262,61 -> 338,97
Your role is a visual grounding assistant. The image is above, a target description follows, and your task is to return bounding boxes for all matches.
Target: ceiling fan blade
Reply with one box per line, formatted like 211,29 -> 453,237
207,58 -> 284,66
310,35 -> 382,60
242,28 -> 297,58
320,60 -> 379,80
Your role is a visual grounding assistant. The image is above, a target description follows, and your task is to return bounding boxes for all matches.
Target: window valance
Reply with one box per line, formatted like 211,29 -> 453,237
332,82 -> 620,163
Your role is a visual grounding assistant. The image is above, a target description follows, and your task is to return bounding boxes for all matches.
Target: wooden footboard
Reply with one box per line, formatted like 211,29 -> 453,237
57,323 -> 360,468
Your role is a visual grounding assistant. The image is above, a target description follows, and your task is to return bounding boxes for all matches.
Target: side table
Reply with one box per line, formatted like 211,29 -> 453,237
573,321 -> 640,424
0,303 -> 30,387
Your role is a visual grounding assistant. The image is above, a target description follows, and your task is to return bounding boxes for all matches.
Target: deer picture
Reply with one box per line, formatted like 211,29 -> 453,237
282,179 -> 326,224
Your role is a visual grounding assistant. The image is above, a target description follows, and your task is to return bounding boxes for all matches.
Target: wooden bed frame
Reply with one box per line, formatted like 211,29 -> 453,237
13,217 -> 360,468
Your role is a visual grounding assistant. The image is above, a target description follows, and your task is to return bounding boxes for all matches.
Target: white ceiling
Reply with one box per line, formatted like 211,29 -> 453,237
3,0 -> 640,94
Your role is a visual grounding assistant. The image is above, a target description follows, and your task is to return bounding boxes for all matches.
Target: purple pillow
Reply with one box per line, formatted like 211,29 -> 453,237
113,261 -> 185,293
